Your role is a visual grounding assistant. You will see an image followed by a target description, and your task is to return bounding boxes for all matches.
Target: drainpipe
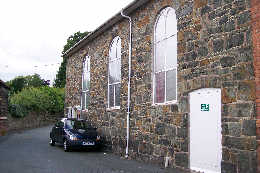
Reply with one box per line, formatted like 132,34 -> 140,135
121,9 -> 132,158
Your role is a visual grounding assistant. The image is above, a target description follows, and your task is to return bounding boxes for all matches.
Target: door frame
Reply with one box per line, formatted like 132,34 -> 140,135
188,88 -> 222,173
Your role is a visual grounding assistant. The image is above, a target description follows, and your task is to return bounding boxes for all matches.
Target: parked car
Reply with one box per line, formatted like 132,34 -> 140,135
49,118 -> 102,151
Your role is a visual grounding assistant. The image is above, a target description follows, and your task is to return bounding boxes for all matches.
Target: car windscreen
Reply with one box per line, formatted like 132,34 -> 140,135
65,120 -> 93,130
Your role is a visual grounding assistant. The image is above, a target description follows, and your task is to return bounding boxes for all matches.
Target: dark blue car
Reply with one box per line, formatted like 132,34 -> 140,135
49,118 -> 102,151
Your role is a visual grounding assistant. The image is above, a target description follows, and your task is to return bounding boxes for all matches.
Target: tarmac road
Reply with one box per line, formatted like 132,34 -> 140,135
0,126 -> 190,173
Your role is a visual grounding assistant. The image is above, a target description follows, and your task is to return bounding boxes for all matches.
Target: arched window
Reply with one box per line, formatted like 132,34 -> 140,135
81,55 -> 90,110
108,36 -> 121,108
153,7 -> 178,104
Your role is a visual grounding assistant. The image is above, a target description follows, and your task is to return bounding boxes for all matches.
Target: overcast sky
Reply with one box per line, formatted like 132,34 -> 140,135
0,0 -> 134,84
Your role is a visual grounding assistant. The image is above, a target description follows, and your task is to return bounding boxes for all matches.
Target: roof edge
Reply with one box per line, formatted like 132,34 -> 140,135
63,0 -> 150,58
0,80 -> 10,90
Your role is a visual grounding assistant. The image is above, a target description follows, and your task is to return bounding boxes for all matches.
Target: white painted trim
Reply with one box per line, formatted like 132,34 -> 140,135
152,100 -> 178,106
106,106 -> 120,111
152,7 -> 178,105
108,36 -> 121,108
81,55 -> 90,111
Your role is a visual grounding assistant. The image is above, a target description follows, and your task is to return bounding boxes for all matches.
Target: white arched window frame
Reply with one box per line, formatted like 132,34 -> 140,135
81,55 -> 90,110
108,36 -> 121,109
153,7 -> 178,105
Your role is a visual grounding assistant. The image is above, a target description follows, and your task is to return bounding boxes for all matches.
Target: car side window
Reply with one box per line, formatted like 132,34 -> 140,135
55,121 -> 64,128
55,122 -> 59,127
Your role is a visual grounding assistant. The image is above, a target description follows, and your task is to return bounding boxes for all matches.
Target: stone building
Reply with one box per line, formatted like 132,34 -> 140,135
64,0 -> 259,172
0,80 -> 9,117
0,80 -> 9,135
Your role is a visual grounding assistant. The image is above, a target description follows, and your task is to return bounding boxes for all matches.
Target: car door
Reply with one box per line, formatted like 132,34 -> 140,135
55,121 -> 64,143
52,122 -> 60,142
52,121 -> 64,143
57,121 -> 65,143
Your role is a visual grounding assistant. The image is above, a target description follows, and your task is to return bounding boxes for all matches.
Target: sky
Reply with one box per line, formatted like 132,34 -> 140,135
0,0 -> 135,84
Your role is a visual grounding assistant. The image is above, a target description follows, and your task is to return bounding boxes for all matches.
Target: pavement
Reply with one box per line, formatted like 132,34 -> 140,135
0,126 -> 192,173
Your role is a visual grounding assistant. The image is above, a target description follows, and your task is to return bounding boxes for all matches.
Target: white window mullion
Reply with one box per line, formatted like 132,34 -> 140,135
164,71 -> 167,103
84,92 -> 87,110
153,73 -> 155,104
82,60 -> 85,110
81,55 -> 90,111
153,7 -> 177,105
164,14 -> 167,104
114,84 -> 116,107
108,36 -> 121,109
164,55 -> 167,103
108,84 -> 111,107
176,68 -> 178,101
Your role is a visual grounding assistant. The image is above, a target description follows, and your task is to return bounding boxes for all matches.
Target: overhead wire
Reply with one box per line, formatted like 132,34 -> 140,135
0,62 -> 61,83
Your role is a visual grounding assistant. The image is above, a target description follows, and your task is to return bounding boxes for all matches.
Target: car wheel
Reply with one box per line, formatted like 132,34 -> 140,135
95,144 -> 103,151
49,138 -> 55,146
63,139 -> 69,152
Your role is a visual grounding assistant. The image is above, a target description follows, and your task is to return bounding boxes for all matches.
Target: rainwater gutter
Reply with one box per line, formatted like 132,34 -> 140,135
120,9 -> 132,158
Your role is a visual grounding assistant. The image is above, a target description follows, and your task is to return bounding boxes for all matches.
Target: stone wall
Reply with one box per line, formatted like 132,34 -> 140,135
7,113 -> 62,132
0,117 -> 8,136
0,81 -> 9,136
251,0 -> 260,172
65,52 -> 84,108
0,83 -> 9,118
65,0 -> 257,172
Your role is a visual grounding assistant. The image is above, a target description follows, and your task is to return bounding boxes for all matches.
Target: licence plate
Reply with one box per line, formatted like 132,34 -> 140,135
82,141 -> 95,146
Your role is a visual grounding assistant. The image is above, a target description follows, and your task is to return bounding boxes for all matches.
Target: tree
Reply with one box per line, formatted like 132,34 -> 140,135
54,31 -> 90,88
53,57 -> 67,88
25,74 -> 45,88
9,87 -> 65,117
6,76 -> 26,95
6,74 -> 48,95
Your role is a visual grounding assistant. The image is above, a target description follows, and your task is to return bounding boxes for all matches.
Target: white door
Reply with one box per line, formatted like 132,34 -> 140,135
67,107 -> 72,118
72,108 -> 76,118
189,88 -> 222,173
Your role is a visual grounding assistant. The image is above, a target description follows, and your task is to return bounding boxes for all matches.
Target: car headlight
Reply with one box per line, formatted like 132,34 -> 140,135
65,129 -> 78,141
96,135 -> 101,141
69,134 -> 78,141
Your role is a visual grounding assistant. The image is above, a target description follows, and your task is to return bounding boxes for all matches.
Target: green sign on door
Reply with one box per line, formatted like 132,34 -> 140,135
201,104 -> 209,111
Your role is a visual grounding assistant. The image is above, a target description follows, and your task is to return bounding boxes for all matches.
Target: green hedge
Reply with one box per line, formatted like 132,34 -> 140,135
9,87 -> 64,117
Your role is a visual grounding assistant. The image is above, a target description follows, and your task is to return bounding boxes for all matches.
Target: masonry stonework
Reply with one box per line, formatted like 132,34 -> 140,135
251,0 -> 260,172
65,0 -> 257,172
0,80 -> 9,136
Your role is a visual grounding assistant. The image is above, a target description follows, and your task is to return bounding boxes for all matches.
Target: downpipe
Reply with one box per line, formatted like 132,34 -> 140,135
120,9 -> 132,158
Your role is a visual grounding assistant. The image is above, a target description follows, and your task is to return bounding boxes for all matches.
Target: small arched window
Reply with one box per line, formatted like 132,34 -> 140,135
81,55 -> 90,110
108,36 -> 121,108
153,7 -> 178,104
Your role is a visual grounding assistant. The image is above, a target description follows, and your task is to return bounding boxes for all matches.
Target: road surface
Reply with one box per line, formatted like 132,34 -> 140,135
0,126 -> 189,173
